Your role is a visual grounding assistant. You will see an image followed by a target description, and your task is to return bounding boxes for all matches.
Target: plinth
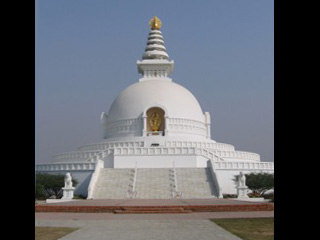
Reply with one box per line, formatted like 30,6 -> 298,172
237,186 -> 249,199
61,187 -> 75,200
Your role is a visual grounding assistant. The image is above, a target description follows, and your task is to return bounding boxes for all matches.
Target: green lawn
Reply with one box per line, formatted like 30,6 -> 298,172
211,218 -> 274,240
35,227 -> 78,240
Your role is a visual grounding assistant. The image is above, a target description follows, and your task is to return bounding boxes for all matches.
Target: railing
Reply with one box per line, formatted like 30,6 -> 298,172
114,146 -> 251,165
87,149 -> 113,162
52,148 -> 259,163
35,163 -> 95,172
196,149 -> 225,198
213,161 -> 274,170
52,149 -> 113,163
196,148 -> 260,161
51,140 -> 259,163
77,141 -> 145,151
87,159 -> 104,199
52,141 -> 146,163
198,148 -> 225,162
133,162 -> 138,193
52,151 -> 100,162
165,141 -> 235,151
208,159 -> 223,198
77,140 -> 235,152
113,146 -> 260,161
114,147 -> 198,156
210,150 -> 260,161
127,162 -> 138,198
171,161 -> 182,198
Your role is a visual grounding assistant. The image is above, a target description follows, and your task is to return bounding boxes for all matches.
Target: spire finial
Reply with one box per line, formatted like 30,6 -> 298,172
149,16 -> 162,30
137,16 -> 174,80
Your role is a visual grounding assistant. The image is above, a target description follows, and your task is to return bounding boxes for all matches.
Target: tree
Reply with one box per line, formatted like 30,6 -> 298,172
35,173 -> 78,199
245,172 -> 274,196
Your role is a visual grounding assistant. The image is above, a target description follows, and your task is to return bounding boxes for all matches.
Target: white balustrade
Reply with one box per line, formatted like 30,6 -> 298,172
111,146 -> 260,162
52,140 -> 259,163
113,147 -> 199,156
35,163 -> 95,172
53,151 -> 99,162
213,161 -> 274,170
165,141 -> 235,151
77,141 -> 145,151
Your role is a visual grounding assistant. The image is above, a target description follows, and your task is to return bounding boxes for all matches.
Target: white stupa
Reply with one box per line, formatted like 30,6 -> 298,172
36,17 -> 274,199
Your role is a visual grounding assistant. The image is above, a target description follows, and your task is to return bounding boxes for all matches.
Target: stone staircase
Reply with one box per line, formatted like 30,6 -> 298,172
92,169 -> 132,199
135,169 -> 173,199
91,168 -> 217,199
176,168 -> 217,198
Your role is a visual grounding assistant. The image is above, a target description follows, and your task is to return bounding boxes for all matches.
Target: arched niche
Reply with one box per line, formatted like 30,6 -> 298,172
146,107 -> 165,135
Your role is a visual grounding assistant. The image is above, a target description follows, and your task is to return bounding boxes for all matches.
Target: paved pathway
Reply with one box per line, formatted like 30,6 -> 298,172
35,211 -> 273,221
35,211 -> 273,240
36,219 -> 242,240
35,199 -> 273,239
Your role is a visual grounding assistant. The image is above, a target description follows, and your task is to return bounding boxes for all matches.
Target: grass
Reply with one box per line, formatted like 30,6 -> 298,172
211,218 -> 274,240
35,227 -> 78,240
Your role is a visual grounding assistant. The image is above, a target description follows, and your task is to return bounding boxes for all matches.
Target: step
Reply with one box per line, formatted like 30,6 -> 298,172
92,168 -> 133,199
175,168 -> 217,198
113,210 -> 192,214
35,203 -> 274,213
135,168 -> 173,199
113,207 -> 192,214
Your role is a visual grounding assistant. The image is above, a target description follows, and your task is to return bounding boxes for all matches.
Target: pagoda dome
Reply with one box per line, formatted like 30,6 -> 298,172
107,79 -> 205,123
100,17 -> 211,140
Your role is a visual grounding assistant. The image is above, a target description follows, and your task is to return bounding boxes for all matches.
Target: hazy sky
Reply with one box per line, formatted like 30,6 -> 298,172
35,0 -> 274,164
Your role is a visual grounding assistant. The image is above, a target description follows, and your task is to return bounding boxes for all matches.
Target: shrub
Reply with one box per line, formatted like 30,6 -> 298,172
73,194 -> 86,199
35,173 -> 78,199
223,194 -> 237,199
263,192 -> 274,202
247,192 -> 262,198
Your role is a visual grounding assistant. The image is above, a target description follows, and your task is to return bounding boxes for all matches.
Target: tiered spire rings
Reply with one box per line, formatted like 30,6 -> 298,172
142,16 -> 169,60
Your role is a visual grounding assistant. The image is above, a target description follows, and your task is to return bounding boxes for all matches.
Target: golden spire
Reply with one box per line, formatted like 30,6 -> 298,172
149,16 -> 162,30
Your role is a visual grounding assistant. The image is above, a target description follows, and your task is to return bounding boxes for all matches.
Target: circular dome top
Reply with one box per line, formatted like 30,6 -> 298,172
107,80 -> 204,123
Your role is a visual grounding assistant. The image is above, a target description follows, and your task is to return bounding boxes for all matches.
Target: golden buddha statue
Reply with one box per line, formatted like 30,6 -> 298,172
150,112 -> 161,131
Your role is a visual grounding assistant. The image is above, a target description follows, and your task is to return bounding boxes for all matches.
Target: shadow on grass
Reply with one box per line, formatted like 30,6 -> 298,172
35,227 -> 78,240
211,218 -> 274,240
